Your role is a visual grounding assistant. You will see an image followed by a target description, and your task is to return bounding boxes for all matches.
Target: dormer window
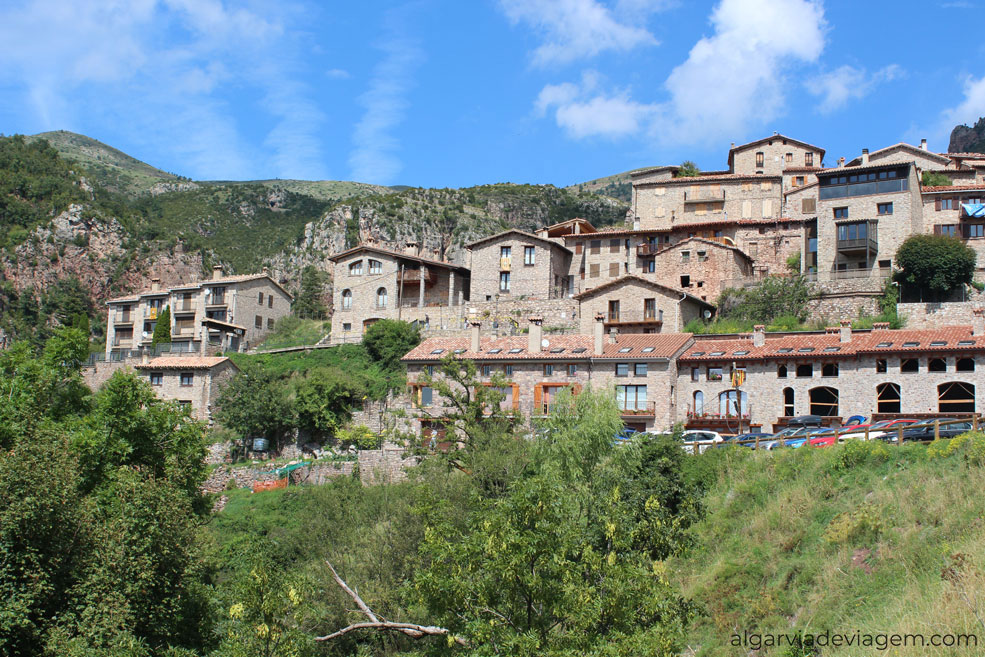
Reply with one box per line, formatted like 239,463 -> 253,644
349,260 -> 363,275
368,259 -> 382,275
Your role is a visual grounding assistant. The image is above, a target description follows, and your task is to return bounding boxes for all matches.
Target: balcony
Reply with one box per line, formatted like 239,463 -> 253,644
398,268 -> 432,283
684,189 -> 725,202
836,236 -> 878,254
636,243 -> 660,257
619,401 -> 656,418
500,257 -> 511,271
114,313 -> 133,324
602,311 -> 663,326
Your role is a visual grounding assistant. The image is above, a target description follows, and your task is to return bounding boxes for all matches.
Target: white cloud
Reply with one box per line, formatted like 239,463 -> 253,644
532,0 -> 828,146
348,10 -> 424,185
326,68 -> 351,79
499,0 -> 657,66
536,72 -> 658,139
935,74 -> 985,142
0,0 -> 332,180
806,64 -> 903,114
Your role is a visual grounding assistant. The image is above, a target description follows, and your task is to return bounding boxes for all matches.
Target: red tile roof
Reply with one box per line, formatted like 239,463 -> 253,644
560,217 -> 805,240
572,274 -> 714,307
921,185 -> 985,193
635,173 -> 782,186
327,244 -> 469,270
133,356 -> 235,370
402,333 -> 693,362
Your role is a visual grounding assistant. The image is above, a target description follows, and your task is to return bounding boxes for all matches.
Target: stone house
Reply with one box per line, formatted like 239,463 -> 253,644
572,275 -> 714,334
677,316 -> 985,433
921,184 -> 985,263
650,237 -> 754,302
401,317 -> 693,435
105,266 -> 292,359
466,230 -> 573,301
328,244 -> 470,343
133,355 -> 239,422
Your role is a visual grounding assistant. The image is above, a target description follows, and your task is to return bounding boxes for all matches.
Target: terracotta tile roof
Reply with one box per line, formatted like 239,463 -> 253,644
106,272 -> 292,304
572,274 -> 715,307
133,356 -> 235,370
678,326 -> 985,362
817,161 -> 913,176
401,333 -> 693,362
921,185 -> 985,193
728,134 -> 825,160
561,217 -> 805,240
465,229 -> 571,253
628,165 -> 678,178
784,181 -> 819,197
944,152 -> 985,158
107,295 -> 140,304
783,166 -> 823,173
635,173 -> 782,186
327,244 -> 469,271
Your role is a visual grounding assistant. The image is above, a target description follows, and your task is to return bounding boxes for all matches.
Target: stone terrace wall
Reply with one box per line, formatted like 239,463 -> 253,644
82,360 -> 131,391
807,277 -> 885,321
898,300 -> 983,329
358,447 -> 422,486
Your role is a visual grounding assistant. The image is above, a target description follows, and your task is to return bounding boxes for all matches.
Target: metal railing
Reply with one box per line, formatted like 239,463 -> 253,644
602,311 -> 662,324
803,269 -> 891,282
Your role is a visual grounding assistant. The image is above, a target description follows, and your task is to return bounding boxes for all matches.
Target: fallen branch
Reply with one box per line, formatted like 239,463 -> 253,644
315,560 -> 466,647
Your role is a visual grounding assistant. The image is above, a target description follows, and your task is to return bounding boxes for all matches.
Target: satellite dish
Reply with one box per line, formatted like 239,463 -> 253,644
542,338 -> 550,349
703,309 -> 712,319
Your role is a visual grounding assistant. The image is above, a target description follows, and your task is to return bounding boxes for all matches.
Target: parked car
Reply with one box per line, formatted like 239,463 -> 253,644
898,419 -> 974,442
613,428 -> 638,445
864,418 -> 920,441
785,415 -> 824,428
844,415 -> 867,426
681,430 -> 725,454
807,428 -> 840,447
726,432 -> 772,448
763,427 -> 812,450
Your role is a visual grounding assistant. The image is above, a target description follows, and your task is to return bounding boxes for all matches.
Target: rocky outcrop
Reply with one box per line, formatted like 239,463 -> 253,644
949,118 -> 985,154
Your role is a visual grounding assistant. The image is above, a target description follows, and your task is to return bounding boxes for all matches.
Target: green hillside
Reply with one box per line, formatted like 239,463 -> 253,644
673,439 -> 985,656
567,167 -> 650,202
26,130 -> 181,195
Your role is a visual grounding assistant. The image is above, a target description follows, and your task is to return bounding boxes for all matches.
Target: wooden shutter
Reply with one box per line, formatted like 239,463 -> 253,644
511,383 -> 520,410
934,225 -> 942,235
575,242 -> 583,254
935,198 -> 942,211
533,384 -> 543,414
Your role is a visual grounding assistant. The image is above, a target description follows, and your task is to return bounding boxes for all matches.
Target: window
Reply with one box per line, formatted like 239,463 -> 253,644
615,363 -> 630,377
755,151 -> 764,167
609,262 -> 620,277
589,264 -> 600,278
420,386 -> 433,407
342,322 -> 351,332
834,207 -> 849,219
255,315 -> 263,329
929,358 -> 947,372
644,298 -> 657,320
681,250 -> 691,263
877,382 -> 901,413
500,246 -> 511,259
481,365 -> 491,377
258,292 -> 264,304
901,358 -> 919,373
785,152 -> 793,163
966,224 -> 985,239
634,363 -> 648,376
957,358 -> 975,372
777,364 -> 788,378
822,363 -> 839,377
609,239 -> 621,253
875,359 -> 888,373
691,367 -> 700,382
877,202 -> 893,215
645,259 -> 655,273
805,152 -> 814,166
567,364 -> 578,376
796,364 -> 813,377
939,381 -> 975,413
342,289 -> 352,309
575,242 -> 583,254
693,390 -> 704,415
426,365 -> 435,376
179,372 -> 194,387
349,260 -> 363,275
837,222 -> 868,242
937,224 -> 958,237
681,275 -> 691,287
616,385 -> 647,411
150,372 -> 163,386
499,272 -> 511,291
795,176 -> 805,187
544,364 -> 554,376
809,386 -> 839,416
376,287 -> 387,308
707,366 -> 723,381
783,387 -> 795,416
941,198 -> 954,210
504,365 -> 515,377
720,390 -> 748,417
369,259 -> 382,274
268,295 -> 273,308
590,240 -> 601,254
267,318 -> 274,329
523,246 -> 535,265
697,250 -> 707,262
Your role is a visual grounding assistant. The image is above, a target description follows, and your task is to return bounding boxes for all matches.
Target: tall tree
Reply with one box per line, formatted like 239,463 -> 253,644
151,306 -> 171,346
292,266 -> 327,319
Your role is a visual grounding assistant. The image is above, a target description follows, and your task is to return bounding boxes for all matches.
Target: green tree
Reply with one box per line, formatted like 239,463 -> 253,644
717,275 -> 815,323
293,368 -> 366,438
151,306 -> 171,346
677,160 -> 701,177
292,265 -> 327,320
213,361 -> 294,446
896,234 -> 976,299
922,170 -> 952,187
362,319 -> 421,372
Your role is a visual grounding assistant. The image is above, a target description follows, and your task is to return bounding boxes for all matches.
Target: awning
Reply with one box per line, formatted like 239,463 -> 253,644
201,318 -> 248,334
962,203 -> 985,218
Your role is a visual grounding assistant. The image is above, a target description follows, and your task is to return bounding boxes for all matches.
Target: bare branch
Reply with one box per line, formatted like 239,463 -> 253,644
319,560 -> 466,646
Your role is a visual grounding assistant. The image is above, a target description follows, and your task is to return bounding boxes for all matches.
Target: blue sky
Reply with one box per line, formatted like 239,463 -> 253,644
1,0 -> 984,188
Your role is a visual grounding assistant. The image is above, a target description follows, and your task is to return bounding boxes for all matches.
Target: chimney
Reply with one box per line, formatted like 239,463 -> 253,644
837,157 -> 845,168
873,322 -> 890,330
594,313 -> 605,355
840,319 -> 852,343
212,264 -> 223,280
974,308 -> 985,336
404,241 -> 418,256
920,138 -> 928,151
753,324 -> 765,347
861,148 -> 869,165
730,142 -> 735,149
151,277 -> 160,292
528,316 -> 543,353
141,347 -> 149,365
262,266 -> 269,276
470,318 -> 481,353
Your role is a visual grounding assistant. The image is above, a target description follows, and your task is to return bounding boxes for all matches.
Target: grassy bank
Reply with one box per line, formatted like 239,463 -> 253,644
673,437 -> 985,656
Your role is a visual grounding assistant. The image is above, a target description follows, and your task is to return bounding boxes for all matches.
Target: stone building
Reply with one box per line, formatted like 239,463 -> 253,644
572,275 -> 713,334
105,266 -> 292,359
401,317 -> 693,435
132,355 -> 239,422
328,244 -> 471,343
466,229 -> 573,301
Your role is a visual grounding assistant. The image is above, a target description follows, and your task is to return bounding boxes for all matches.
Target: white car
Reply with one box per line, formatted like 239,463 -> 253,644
681,430 -> 725,454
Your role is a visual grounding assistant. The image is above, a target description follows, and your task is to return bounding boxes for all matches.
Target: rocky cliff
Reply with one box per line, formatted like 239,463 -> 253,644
948,117 -> 985,153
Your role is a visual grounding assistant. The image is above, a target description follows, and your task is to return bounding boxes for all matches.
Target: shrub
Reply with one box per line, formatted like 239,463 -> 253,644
896,234 -> 976,299
927,430 -> 985,465
922,170 -> 952,187
829,439 -> 890,472
823,503 -> 884,545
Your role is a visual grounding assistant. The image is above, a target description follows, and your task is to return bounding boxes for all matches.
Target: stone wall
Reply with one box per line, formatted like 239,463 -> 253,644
357,448 -> 421,486
898,300 -> 983,329
82,360 -> 130,391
